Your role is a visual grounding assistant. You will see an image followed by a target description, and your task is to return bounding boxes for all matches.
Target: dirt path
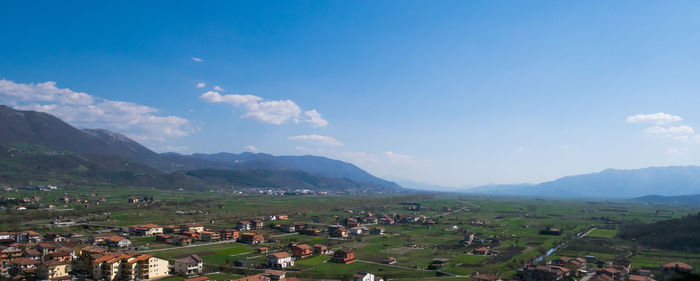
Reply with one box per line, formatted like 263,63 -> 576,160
140,240 -> 236,253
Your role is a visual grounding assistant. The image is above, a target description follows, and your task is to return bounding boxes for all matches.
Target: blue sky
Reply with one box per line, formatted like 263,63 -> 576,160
2,1 -> 700,187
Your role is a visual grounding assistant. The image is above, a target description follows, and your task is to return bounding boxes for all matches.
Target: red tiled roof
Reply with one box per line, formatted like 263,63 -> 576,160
661,262 -> 694,271
271,252 -> 291,258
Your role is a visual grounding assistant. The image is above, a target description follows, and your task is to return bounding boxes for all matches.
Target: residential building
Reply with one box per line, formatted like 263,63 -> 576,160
181,223 -> 205,233
37,260 -> 71,280
237,221 -> 252,231
105,236 -> 132,248
291,244 -> 313,259
350,227 -> 362,235
661,262 -> 694,274
331,249 -> 356,264
174,255 -> 203,276
253,219 -> 264,229
221,229 -> 239,241
240,232 -> 264,244
313,244 -> 329,255
164,225 -> 181,234
518,264 -> 570,281
352,272 -> 383,281
91,252 -> 169,280
280,225 -> 296,233
200,231 -> 221,242
129,224 -> 163,236
267,252 -> 294,269
10,257 -> 40,276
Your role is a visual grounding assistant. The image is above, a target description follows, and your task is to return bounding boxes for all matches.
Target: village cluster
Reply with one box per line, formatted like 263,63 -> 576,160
0,201 -> 694,281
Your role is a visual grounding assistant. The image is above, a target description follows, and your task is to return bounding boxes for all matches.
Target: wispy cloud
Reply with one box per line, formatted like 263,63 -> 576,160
191,57 -> 204,62
196,82 -> 206,88
665,147 -> 688,155
246,145 -> 260,152
200,91 -> 328,127
645,125 -> 694,135
0,79 -> 191,143
289,134 -> 343,146
213,85 -> 224,91
626,112 -> 682,125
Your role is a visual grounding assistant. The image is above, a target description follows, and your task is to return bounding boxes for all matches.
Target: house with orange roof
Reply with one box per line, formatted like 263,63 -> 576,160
221,229 -> 239,241
91,252 -> 169,280
200,231 -> 221,242
128,224 -> 163,236
291,244 -> 313,259
331,249 -> 356,264
240,232 -> 264,244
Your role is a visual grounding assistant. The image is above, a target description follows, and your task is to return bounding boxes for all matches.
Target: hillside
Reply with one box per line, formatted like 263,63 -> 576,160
466,166 -> 700,198
0,105 -> 402,192
0,105 -> 158,160
620,212 -> 700,250
184,169 -> 400,192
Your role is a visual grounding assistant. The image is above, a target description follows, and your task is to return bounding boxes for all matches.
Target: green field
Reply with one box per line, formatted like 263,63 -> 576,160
2,187 -> 699,281
586,228 -> 618,239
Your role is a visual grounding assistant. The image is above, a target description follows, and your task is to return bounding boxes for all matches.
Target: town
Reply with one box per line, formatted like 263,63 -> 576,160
0,188 -> 696,281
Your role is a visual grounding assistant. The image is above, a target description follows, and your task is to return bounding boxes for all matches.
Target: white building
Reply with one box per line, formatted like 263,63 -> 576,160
267,252 -> 294,269
352,272 -> 384,281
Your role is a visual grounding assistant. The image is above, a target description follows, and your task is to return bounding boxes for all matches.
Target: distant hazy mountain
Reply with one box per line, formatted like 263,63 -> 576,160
394,179 -> 460,192
0,105 -> 402,191
190,152 -> 400,188
466,166 -> 700,198
464,183 -> 536,195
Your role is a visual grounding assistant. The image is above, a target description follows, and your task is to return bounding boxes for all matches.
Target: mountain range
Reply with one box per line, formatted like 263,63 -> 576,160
465,166 -> 700,198
0,105 -> 402,192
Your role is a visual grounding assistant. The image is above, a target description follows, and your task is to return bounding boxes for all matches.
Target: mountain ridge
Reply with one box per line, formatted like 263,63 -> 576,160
0,105 -> 402,192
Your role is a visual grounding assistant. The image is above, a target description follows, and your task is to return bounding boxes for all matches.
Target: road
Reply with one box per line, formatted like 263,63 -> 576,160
580,227 -> 597,238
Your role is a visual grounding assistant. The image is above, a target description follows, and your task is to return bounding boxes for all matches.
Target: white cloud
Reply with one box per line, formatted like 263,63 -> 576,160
626,112 -> 682,125
289,134 -> 343,146
665,147 -> 688,154
245,145 -> 260,152
196,82 -> 206,88
0,79 -> 191,143
304,109 -> 329,128
0,79 -> 94,105
213,85 -> 224,91
191,57 -> 204,62
384,151 -> 420,165
645,125 -> 695,135
517,145 -> 524,152
200,91 -> 327,126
